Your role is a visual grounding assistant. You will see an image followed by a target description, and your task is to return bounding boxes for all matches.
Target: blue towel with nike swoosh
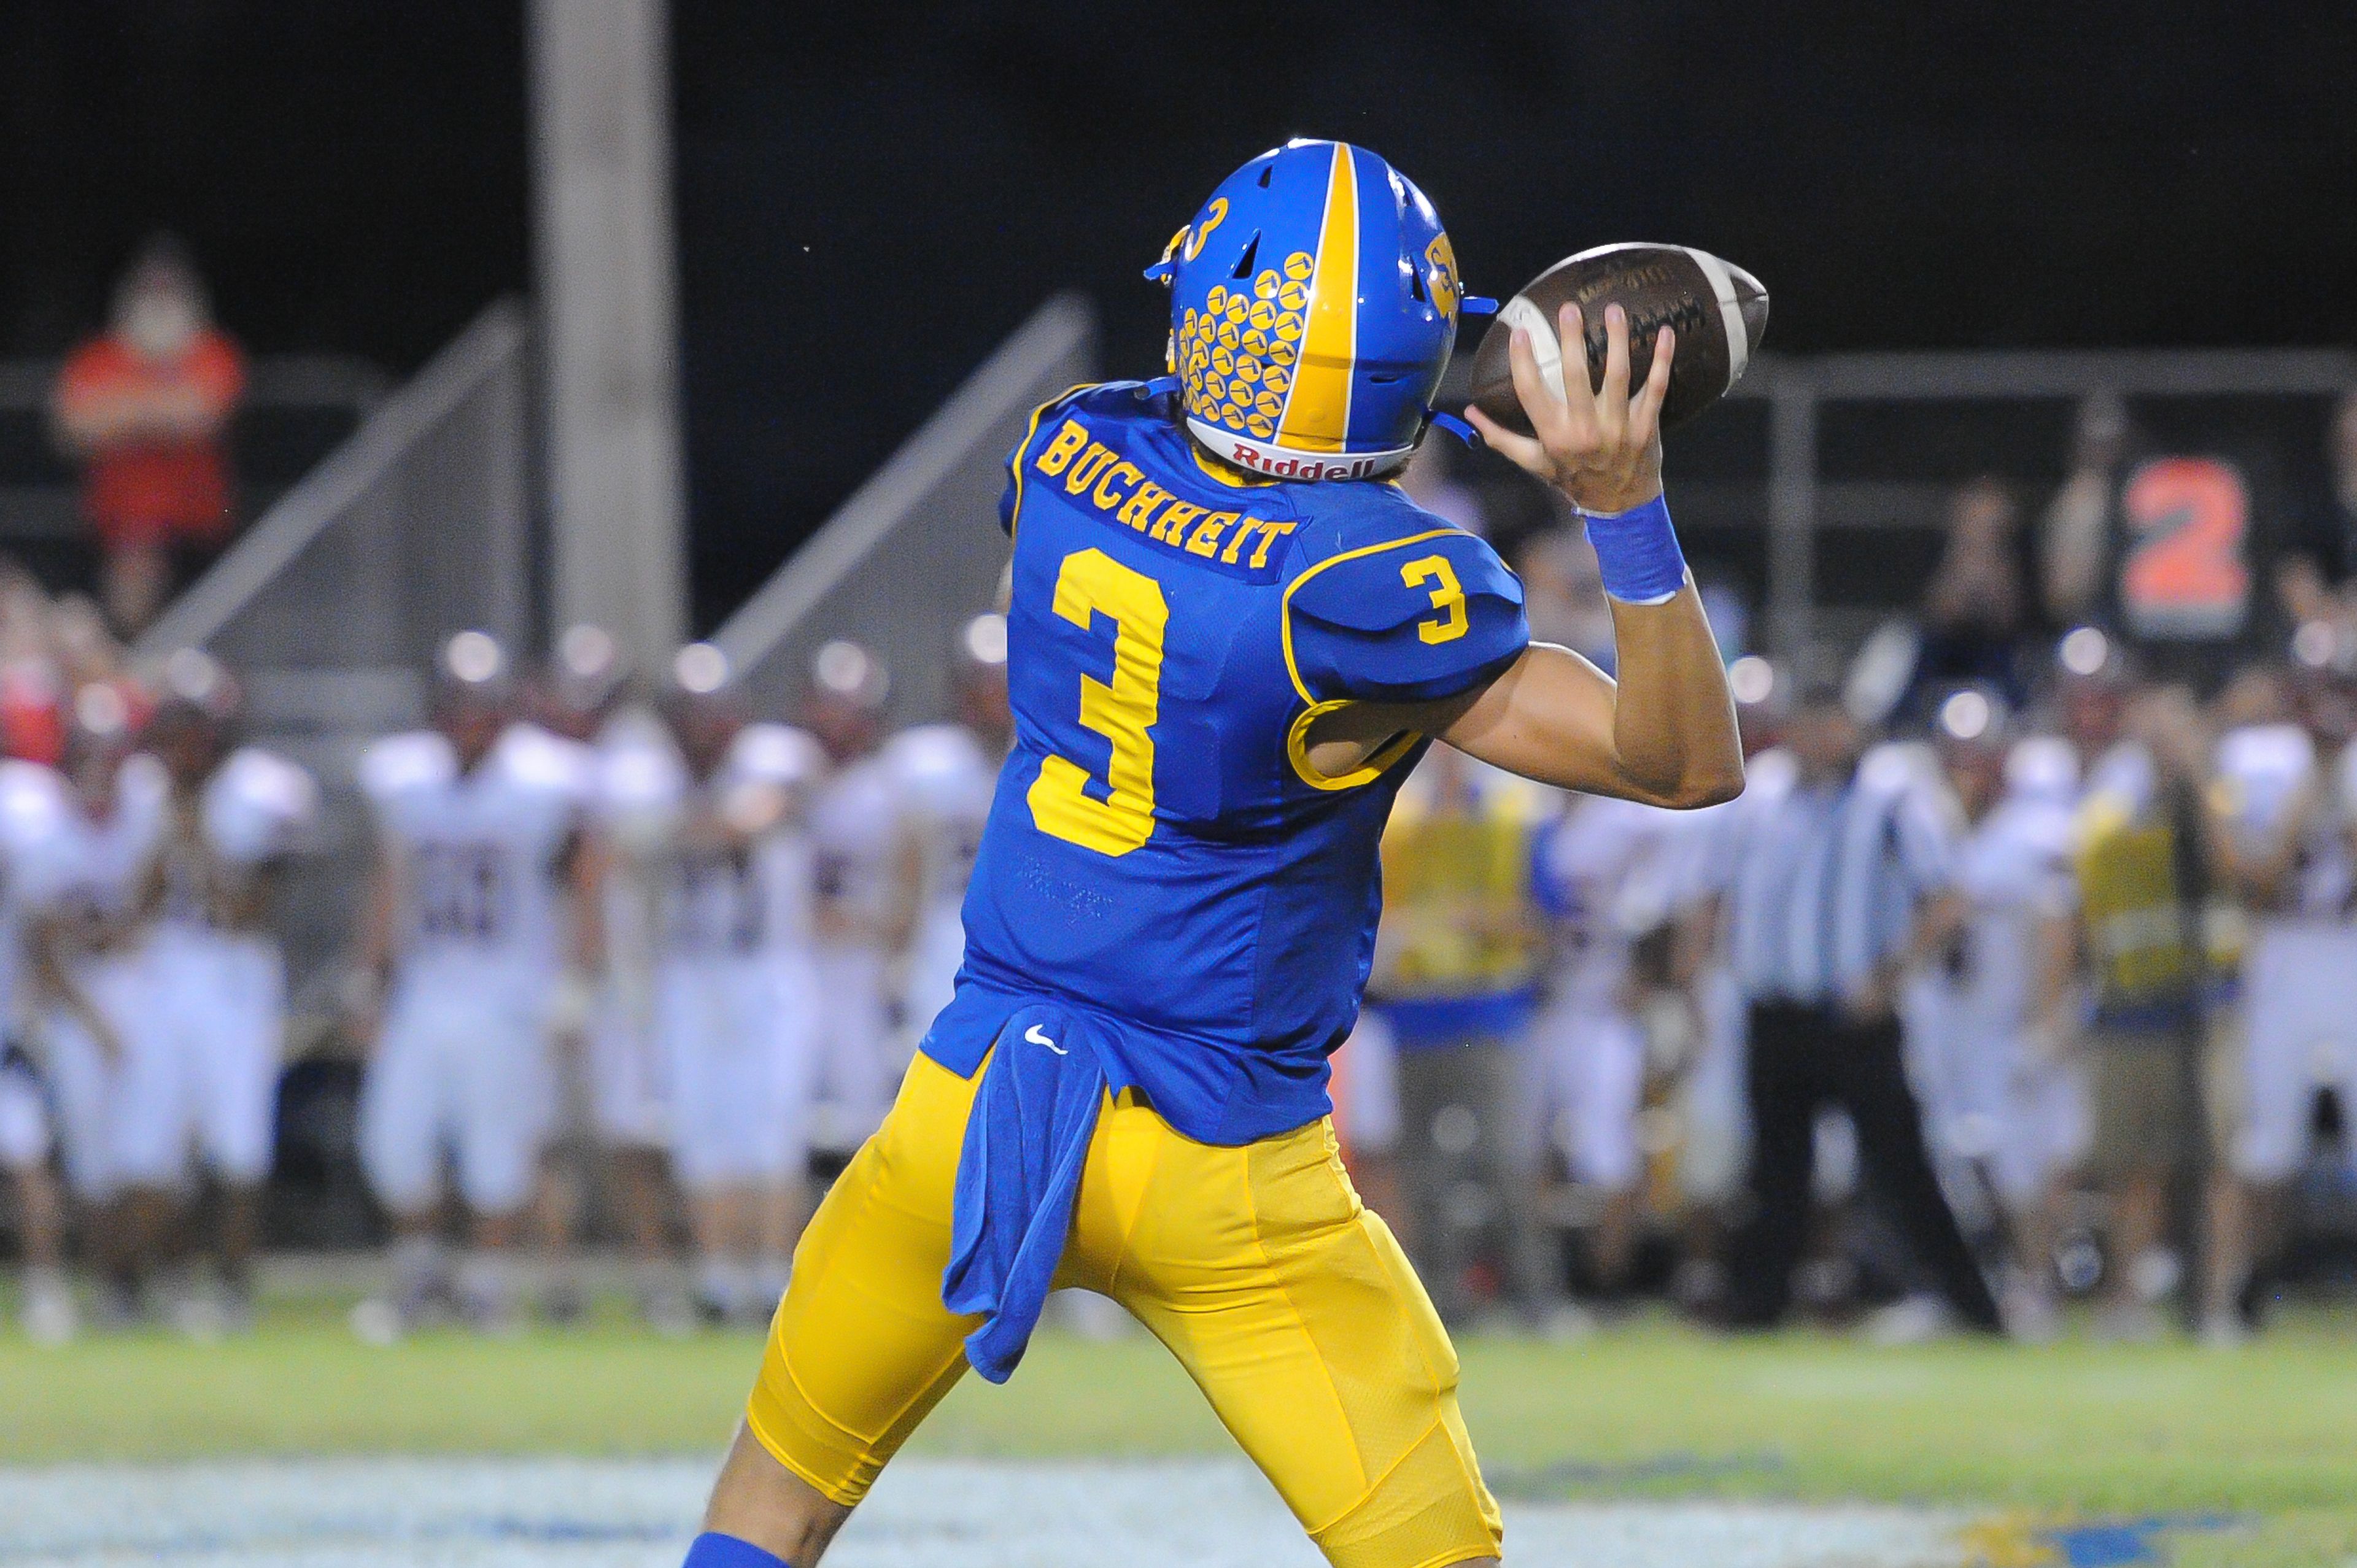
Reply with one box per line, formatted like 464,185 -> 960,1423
940,1003 -> 1109,1383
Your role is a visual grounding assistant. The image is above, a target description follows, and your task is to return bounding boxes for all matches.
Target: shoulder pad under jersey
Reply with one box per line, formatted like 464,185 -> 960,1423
1283,517 -> 1528,705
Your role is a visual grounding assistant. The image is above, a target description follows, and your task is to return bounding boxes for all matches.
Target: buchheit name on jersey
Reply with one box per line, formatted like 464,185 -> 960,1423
1033,415 -> 1297,568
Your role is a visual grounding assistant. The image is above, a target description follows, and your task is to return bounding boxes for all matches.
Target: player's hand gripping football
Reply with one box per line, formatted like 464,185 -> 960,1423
1465,302 -> 1670,516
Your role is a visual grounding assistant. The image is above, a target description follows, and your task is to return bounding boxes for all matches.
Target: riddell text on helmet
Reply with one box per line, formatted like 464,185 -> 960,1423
1221,442 -> 1386,482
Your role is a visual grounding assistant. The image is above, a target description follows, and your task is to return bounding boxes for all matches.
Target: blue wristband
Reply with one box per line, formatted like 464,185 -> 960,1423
683,1533 -> 795,1568
1578,494 -> 1686,605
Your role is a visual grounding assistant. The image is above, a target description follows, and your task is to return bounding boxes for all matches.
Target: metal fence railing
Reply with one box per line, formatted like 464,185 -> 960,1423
1451,346 -> 2357,665
1747,349 -> 2357,658
0,352 -> 389,583
715,330 -> 2356,703
136,299 -> 530,694
714,294 -> 1096,722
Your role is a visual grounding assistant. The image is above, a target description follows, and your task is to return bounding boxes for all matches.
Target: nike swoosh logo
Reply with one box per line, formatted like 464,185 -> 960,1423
1024,1024 -> 1067,1056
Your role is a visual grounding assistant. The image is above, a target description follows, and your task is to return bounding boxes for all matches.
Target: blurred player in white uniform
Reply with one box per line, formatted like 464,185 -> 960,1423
2203,655 -> 2357,1341
882,614 -> 1009,1046
525,624 -> 636,1324
1526,790 -> 1684,1295
610,645 -> 826,1324
801,641 -> 918,1154
24,686 -> 169,1324
136,649 -> 316,1334
1914,690 -> 2084,1338
567,639 -> 714,1329
352,633 -> 595,1335
0,752 -> 77,1343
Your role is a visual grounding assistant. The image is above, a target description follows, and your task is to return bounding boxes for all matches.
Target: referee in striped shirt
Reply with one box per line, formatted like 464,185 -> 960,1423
1703,677 -> 2002,1333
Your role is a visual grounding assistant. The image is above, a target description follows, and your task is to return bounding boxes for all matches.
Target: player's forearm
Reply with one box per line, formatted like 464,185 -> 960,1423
1446,299 -> 1738,805
1603,584 -> 1744,808
1444,625 -> 1740,808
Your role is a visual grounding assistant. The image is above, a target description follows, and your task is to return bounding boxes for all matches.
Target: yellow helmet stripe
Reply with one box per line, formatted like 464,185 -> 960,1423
1274,144 -> 1357,455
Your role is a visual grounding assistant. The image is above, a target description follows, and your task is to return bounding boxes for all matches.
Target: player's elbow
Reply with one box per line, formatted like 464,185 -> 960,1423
1666,771 -> 1746,810
1643,757 -> 1746,811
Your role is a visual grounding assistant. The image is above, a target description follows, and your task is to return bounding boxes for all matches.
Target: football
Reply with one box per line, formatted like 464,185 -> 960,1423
1467,243 -> 1768,433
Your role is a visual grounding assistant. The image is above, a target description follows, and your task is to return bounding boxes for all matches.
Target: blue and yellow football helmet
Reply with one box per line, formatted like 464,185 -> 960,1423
1147,140 -> 1477,482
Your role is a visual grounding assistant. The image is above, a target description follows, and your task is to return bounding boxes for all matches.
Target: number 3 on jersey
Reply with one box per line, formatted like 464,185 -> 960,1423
1401,554 -> 1467,644
1028,548 -> 1168,856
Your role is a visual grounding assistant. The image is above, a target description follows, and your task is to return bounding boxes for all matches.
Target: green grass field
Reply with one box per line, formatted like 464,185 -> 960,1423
6,1292 -> 2356,1564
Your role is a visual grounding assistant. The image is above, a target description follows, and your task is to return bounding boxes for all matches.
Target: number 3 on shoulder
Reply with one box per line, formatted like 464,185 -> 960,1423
1029,548 -> 1168,856
1401,554 -> 1467,644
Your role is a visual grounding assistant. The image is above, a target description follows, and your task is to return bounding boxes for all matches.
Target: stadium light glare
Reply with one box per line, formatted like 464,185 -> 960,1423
963,613 -> 1009,666
673,641 -> 730,694
1727,654 -> 1775,706
444,630 -> 505,685
559,624 -> 618,678
2292,620 -> 2337,670
1938,689 -> 1991,741
75,682 -> 130,735
163,646 -> 226,702
814,639 -> 887,705
2058,625 -> 2109,677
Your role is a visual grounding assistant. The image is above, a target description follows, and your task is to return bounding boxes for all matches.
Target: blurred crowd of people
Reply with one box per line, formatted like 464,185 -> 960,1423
1339,617 -> 2357,1347
1333,389 -> 2357,1346
6,383 -> 2357,1351
0,608 -> 1009,1344
0,604 -> 309,1346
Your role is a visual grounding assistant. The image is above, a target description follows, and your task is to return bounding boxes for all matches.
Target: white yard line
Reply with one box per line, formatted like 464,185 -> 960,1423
0,1456 -> 1971,1568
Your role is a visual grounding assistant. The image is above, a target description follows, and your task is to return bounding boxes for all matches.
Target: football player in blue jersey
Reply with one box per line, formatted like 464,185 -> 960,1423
683,139 -> 1743,1568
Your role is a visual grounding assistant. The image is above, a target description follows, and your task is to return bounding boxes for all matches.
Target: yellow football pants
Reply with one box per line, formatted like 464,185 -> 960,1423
746,1051 -> 1503,1568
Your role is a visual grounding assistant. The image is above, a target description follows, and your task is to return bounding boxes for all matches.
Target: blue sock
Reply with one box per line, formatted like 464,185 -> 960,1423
682,1531 -> 794,1568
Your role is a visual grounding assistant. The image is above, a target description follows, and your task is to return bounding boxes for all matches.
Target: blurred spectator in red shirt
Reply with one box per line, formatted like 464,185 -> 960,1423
50,238 -> 245,636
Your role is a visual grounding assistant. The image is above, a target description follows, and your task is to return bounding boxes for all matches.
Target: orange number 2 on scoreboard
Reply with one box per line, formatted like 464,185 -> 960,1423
2119,456 -> 2250,640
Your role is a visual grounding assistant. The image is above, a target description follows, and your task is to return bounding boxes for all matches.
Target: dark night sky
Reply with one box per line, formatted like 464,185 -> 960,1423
6,1 -> 2355,628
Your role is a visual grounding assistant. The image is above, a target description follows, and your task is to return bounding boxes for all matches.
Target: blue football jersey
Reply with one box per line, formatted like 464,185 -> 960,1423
920,382 -> 1528,1143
